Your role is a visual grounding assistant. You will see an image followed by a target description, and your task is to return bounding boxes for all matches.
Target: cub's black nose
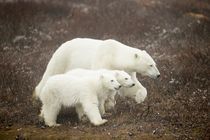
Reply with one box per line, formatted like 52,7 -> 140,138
119,85 -> 122,88
157,74 -> 160,78
132,83 -> 135,86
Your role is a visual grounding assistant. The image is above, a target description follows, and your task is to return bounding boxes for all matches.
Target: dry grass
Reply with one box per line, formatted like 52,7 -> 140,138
0,0 -> 209,139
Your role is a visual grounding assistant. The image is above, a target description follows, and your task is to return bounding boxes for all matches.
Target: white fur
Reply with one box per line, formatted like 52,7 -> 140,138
66,69 -> 135,117
39,72 -> 120,127
35,38 -> 160,104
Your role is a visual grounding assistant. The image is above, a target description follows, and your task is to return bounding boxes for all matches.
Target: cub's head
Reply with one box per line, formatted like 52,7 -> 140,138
133,50 -> 160,79
114,71 -> 135,88
100,74 -> 121,91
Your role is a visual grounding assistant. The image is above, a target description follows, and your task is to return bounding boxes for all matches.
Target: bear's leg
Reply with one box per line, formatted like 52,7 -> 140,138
120,81 -> 147,104
75,104 -> 85,120
99,99 -> 106,116
134,82 -> 147,103
82,102 -> 107,126
119,72 -> 147,104
43,103 -> 61,127
39,106 -> 44,121
104,94 -> 116,111
131,73 -> 147,103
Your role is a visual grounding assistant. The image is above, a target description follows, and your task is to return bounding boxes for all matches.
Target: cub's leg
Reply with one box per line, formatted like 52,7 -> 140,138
104,94 -> 116,111
99,99 -> 106,116
82,102 -> 107,126
42,103 -> 61,127
75,104 -> 88,122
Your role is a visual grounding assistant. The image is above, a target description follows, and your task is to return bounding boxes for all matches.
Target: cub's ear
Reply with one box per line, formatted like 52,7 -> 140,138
100,74 -> 104,80
134,53 -> 139,59
115,72 -> 119,77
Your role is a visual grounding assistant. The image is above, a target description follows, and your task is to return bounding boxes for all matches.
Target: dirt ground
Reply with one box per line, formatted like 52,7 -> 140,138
0,0 -> 209,139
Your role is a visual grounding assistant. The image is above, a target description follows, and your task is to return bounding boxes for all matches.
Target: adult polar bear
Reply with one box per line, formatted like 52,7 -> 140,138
34,38 -> 160,103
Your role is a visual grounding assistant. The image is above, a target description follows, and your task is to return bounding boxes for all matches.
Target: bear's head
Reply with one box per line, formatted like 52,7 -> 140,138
114,71 -> 135,88
133,50 -> 160,79
100,74 -> 121,91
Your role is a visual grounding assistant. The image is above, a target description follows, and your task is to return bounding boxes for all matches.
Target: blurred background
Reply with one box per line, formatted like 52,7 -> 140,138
0,0 -> 209,139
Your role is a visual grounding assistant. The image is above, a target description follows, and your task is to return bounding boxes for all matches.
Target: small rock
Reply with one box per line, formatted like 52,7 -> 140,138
152,128 -> 158,134
17,128 -> 22,131
23,46 -> 30,49
202,96 -> 206,100
5,126 -> 11,130
3,46 -> 9,51
39,31 -> 52,40
81,7 -> 89,14
8,123 -> 13,127
13,35 -> 26,43
172,27 -> 180,33
155,26 -> 160,30
112,136 -> 118,138
169,78 -> 175,84
45,34 -> 52,40
41,126 -> 46,129
32,37 -> 38,41
162,29 -> 167,34
144,32 -> 149,36
15,135 -> 25,140
128,132 -> 134,136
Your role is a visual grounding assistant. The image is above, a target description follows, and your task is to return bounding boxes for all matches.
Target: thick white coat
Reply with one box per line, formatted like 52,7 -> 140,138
35,38 -> 160,103
66,69 -> 135,117
39,72 -> 120,126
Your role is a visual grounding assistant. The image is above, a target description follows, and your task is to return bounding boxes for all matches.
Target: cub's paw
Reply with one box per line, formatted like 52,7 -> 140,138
100,119 -> 108,125
53,123 -> 61,127
47,123 -> 61,127
94,119 -> 108,126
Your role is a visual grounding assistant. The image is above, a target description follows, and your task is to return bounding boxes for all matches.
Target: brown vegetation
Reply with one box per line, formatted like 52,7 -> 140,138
0,0 -> 209,139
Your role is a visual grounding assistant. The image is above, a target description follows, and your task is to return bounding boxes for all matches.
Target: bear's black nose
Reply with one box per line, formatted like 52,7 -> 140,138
132,83 -> 135,87
119,85 -> 122,88
157,74 -> 160,78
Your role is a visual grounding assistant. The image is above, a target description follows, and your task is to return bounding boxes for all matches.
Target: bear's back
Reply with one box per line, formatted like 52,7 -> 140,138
48,73 -> 100,94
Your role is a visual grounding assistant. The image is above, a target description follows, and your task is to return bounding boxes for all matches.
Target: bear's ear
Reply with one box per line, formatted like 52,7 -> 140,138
134,53 -> 139,59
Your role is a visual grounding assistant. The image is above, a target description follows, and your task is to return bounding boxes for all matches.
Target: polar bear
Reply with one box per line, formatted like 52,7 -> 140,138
39,72 -> 121,127
34,38 -> 160,104
66,69 -> 135,118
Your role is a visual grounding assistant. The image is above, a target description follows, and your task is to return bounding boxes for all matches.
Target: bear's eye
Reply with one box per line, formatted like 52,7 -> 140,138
150,65 -> 153,67
125,78 -> 128,80
111,80 -> 114,82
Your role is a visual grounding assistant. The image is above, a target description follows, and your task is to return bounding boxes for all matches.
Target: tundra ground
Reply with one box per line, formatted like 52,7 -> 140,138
0,0 -> 209,139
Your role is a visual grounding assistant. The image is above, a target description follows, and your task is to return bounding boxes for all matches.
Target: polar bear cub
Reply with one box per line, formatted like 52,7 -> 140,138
39,72 -> 121,127
66,69 -> 135,118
